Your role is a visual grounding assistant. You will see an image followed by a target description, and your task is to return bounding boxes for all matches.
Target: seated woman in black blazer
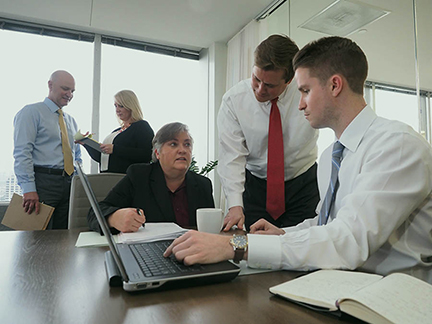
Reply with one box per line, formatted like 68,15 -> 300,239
80,90 -> 154,173
88,122 -> 215,234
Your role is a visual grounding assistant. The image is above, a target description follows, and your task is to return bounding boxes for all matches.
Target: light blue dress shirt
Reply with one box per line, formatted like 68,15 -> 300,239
13,97 -> 82,193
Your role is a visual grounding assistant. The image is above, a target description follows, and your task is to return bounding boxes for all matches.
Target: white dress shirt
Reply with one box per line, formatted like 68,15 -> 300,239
217,79 -> 318,209
247,106 -> 432,283
100,130 -> 120,171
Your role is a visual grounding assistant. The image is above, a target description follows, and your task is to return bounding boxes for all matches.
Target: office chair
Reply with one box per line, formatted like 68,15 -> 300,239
68,172 -> 125,229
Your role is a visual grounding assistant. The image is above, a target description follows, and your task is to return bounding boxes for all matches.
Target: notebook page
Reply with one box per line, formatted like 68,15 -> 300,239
338,272 -> 432,324
270,270 -> 382,310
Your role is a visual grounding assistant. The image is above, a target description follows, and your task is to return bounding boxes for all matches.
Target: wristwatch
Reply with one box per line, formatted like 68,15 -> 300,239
230,234 -> 248,263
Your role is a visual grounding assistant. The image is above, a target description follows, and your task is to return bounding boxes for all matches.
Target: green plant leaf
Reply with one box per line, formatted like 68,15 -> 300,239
189,157 -> 217,177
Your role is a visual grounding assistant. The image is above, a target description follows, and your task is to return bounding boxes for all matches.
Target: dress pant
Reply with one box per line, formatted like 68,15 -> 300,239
243,163 -> 319,230
34,172 -> 72,229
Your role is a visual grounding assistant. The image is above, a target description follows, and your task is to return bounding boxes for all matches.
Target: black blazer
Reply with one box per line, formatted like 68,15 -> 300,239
88,162 -> 215,234
83,120 -> 154,173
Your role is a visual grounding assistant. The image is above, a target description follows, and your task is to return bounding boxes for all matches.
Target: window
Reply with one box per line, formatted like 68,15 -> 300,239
98,44 -> 207,169
0,27 -> 206,203
375,89 -> 419,131
0,29 -> 93,202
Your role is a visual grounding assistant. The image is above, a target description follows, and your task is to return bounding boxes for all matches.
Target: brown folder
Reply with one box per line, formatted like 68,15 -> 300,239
1,193 -> 55,230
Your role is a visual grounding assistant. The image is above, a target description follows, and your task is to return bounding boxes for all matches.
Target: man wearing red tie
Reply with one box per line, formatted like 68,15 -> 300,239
218,35 -> 319,231
166,36 -> 432,283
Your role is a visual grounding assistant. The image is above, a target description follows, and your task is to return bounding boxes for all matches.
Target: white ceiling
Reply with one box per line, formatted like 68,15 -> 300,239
288,0 -> 432,91
0,0 -> 274,51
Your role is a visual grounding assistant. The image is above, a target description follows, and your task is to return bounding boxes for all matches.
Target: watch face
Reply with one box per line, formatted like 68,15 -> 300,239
233,235 -> 247,249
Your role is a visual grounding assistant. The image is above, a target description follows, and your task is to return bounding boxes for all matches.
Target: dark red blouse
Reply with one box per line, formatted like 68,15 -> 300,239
168,180 -> 189,227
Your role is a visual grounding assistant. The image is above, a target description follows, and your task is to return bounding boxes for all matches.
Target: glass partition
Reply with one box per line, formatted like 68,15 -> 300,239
417,0 -> 432,143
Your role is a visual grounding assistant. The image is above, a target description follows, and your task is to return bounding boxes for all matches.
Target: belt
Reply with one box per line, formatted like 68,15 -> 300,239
34,166 -> 72,177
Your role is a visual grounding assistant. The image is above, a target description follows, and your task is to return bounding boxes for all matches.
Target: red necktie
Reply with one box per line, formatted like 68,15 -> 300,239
266,98 -> 285,220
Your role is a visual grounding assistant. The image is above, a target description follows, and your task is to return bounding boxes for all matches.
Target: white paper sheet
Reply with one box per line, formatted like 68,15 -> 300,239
118,222 -> 188,244
75,231 -> 118,247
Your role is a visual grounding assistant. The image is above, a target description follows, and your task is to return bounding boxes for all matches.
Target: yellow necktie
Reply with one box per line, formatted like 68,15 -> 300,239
58,109 -> 74,176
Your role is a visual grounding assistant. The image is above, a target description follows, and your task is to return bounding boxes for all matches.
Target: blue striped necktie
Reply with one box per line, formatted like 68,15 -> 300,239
318,141 -> 345,225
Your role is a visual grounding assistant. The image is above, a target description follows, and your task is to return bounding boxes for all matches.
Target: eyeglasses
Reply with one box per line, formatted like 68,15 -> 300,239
114,103 -> 124,108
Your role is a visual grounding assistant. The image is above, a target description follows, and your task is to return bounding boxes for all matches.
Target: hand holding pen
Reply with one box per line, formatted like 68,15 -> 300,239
136,208 -> 146,228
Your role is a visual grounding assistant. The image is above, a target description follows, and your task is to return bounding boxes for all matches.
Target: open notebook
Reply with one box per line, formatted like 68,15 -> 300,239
76,163 -> 240,291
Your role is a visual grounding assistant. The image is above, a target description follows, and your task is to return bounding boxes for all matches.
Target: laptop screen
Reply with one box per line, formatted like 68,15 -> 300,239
76,163 -> 129,281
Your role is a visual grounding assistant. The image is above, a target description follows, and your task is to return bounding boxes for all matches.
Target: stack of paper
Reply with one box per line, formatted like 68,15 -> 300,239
75,223 -> 188,248
118,222 -> 188,244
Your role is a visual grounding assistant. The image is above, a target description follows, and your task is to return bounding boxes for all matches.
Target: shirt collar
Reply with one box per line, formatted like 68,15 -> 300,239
44,97 -> 62,114
339,105 -> 377,154
276,81 -> 291,102
259,80 -> 292,108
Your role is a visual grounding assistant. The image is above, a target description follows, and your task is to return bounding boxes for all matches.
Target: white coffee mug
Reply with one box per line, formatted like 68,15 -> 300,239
196,208 -> 224,234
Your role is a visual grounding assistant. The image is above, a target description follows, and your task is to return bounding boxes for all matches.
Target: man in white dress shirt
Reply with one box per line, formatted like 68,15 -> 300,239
165,36 -> 432,283
218,34 -> 319,231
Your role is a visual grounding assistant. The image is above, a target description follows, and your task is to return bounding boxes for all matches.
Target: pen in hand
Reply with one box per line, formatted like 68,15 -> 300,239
136,208 -> 145,227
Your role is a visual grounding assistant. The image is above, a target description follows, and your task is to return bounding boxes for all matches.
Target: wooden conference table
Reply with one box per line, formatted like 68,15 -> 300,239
0,229 -> 363,324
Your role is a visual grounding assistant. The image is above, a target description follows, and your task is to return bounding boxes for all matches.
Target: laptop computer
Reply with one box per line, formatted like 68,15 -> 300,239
76,164 -> 240,292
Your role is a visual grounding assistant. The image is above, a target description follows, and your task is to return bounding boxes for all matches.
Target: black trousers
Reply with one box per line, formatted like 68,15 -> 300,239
34,172 -> 72,229
243,163 -> 319,230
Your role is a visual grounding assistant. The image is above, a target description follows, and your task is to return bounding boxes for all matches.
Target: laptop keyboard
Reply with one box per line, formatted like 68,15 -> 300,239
130,240 -> 203,277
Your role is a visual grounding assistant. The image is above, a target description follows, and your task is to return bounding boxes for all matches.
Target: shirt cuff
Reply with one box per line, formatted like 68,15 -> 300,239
226,194 -> 244,210
246,234 -> 282,270
21,182 -> 37,194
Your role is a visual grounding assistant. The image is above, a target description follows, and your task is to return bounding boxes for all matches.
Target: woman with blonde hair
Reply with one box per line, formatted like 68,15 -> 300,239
80,90 -> 154,173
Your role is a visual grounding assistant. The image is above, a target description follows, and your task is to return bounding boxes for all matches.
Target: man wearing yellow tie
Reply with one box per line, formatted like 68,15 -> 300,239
13,70 -> 82,229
